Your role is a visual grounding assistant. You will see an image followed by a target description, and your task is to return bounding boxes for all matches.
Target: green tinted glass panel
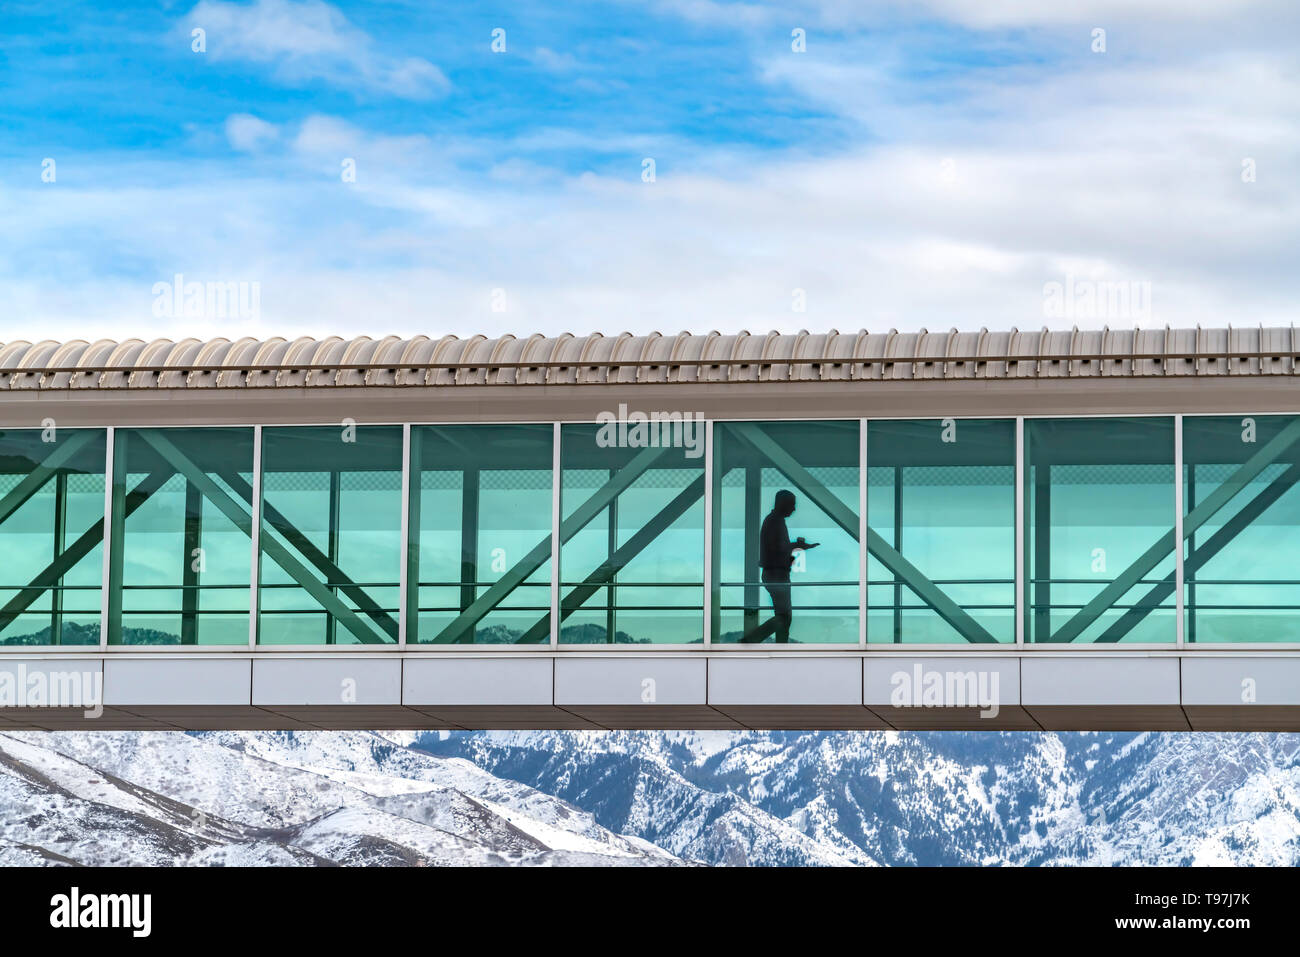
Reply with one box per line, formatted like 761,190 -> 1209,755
868,419 -> 1014,643
0,428 -> 106,646
258,426 -> 402,645
1184,415 -> 1300,643
408,424 -> 553,644
560,421 -> 704,644
109,428 -> 253,645
712,420 -> 859,644
1025,417 -> 1175,644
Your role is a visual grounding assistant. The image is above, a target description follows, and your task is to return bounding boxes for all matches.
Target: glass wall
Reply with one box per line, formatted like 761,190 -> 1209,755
109,428 -> 253,645
868,419 -> 1015,643
1025,417 -> 1176,644
408,424 -> 553,644
712,420 -> 859,644
10,414 -> 1300,650
0,428 -> 106,646
258,425 -> 402,645
1183,415 -> 1300,643
560,421 -> 705,644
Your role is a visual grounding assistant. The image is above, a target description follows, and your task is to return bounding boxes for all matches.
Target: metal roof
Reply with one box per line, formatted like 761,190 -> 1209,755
1,326 -> 1298,389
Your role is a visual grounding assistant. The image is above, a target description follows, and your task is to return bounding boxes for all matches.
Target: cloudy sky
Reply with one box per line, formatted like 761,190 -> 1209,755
2,0 -> 1297,343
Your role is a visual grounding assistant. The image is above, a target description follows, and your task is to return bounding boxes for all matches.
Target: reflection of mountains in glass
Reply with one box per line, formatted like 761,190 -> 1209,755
473,623 -> 704,644
5,623 -> 714,645
1,623 -> 174,645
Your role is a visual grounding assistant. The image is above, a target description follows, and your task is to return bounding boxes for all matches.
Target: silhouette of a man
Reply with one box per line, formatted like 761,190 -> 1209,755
740,489 -> 818,643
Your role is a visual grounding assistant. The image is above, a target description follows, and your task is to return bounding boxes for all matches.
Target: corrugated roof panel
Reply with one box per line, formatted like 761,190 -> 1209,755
0,327 -> 1292,390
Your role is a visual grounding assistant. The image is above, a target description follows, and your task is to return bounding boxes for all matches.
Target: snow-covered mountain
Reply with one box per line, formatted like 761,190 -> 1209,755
0,730 -> 681,866
416,730 -> 1300,866
3,728 -> 1298,866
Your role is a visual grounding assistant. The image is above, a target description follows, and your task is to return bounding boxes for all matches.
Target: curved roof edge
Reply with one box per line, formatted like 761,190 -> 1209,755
0,327 -> 1296,389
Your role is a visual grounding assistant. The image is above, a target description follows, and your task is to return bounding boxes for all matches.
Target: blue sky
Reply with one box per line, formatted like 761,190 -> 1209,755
2,0 -> 1297,341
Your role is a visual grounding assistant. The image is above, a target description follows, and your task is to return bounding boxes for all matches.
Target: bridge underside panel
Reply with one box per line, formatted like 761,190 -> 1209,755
6,702 -> 1298,731
3,654 -> 1298,730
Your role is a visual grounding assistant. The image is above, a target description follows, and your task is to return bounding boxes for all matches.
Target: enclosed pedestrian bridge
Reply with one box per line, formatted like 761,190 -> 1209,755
3,326 -> 1300,731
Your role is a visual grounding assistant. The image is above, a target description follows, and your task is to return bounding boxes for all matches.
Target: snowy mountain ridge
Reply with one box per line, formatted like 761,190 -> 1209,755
2,728 -> 1298,866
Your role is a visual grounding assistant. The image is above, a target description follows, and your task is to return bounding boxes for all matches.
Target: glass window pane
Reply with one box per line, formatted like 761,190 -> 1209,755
1025,417 -> 1175,644
868,419 -> 1014,643
712,420 -> 859,644
109,428 -> 253,645
409,424 -> 553,644
560,421 -> 704,644
0,428 -> 106,646
1184,415 -> 1300,643
258,425 -> 402,645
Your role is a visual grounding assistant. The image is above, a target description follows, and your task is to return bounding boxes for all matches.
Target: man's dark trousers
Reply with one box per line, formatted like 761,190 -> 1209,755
740,568 -> 793,643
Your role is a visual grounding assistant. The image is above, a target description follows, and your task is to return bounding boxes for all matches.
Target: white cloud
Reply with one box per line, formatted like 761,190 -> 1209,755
184,0 -> 449,99
5,8 -> 1298,343
225,113 -> 280,151
529,47 -> 581,73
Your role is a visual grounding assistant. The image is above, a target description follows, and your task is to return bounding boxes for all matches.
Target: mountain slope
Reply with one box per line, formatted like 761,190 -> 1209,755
0,730 -> 684,866
416,730 -> 1300,866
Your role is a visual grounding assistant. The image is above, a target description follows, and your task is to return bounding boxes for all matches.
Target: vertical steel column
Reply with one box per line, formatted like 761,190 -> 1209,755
1015,417 -> 1025,647
1187,462 -> 1196,645
703,419 -> 715,646
550,422 -> 561,647
460,464 -> 480,641
398,423 -> 411,647
325,468 -> 341,645
1033,462 -> 1051,642
101,427 -> 118,649
893,464 -> 903,643
742,464 -> 761,635
52,471 -> 66,645
248,425 -> 262,648
859,418 -> 867,648
181,477 -> 202,645
606,468 -> 617,643
1175,415 -> 1185,647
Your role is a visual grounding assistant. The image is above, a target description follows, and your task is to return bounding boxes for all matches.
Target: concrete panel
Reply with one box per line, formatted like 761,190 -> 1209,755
1021,656 -> 1179,706
263,705 -> 451,729
403,657 -> 552,706
711,705 -> 888,730
555,657 -> 705,707
1026,705 -> 1190,731
1181,656 -> 1300,706
0,706 -> 176,730
871,706 -> 1041,731
253,657 -> 401,706
1184,706 -> 1300,731
409,705 -> 600,729
562,705 -> 741,729
105,658 -> 250,706
708,656 -> 862,706
114,705 -> 322,730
